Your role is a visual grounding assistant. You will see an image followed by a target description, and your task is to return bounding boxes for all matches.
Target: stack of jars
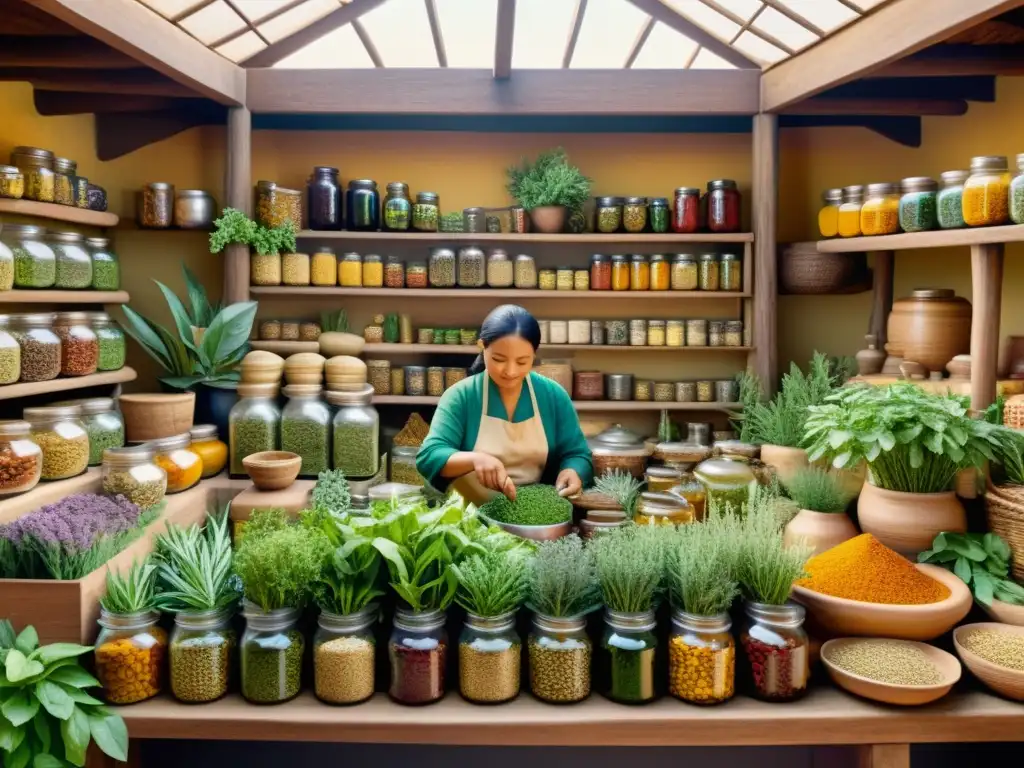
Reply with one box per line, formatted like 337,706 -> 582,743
592,182 -> 741,234
0,311 -> 125,386
0,225 -> 120,291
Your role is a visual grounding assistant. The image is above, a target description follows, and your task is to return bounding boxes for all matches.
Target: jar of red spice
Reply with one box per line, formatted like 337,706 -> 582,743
389,606 -> 447,705
740,601 -> 809,702
706,180 -> 741,233
52,311 -> 99,377
673,187 -> 701,233
589,254 -> 610,290
574,371 -> 604,400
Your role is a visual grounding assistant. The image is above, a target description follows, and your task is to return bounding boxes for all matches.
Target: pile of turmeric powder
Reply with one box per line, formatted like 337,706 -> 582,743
394,413 -> 430,447
795,534 -> 950,605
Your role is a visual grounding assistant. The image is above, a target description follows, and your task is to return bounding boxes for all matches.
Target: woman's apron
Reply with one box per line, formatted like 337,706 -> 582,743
451,375 -> 549,506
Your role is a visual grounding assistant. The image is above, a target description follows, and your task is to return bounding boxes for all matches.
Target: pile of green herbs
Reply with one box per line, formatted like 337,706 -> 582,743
666,517 -> 739,617
505,147 -> 591,217
300,505 -> 385,616
528,534 -> 599,618
784,466 -> 854,513
479,484 -> 572,526
593,470 -> 642,518
153,511 -> 238,613
209,207 -> 297,257
805,383 -> 1002,493
311,468 -> 352,517
591,525 -> 668,612
451,549 -> 529,618
919,531 -> 1024,606
100,559 -> 158,614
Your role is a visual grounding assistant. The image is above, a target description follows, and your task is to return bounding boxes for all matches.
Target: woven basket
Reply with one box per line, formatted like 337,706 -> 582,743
985,481 -> 1024,580
1005,395 -> 1024,429
779,242 -> 868,295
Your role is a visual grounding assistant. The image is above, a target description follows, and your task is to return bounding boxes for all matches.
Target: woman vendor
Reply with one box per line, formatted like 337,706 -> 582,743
417,304 -> 593,503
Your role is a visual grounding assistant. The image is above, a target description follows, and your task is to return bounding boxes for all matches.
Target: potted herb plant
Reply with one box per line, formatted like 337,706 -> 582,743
806,383 -> 1002,556
450,549 -> 529,704
209,207 -> 297,289
591,526 -> 666,704
782,466 -> 858,555
506,147 -> 590,234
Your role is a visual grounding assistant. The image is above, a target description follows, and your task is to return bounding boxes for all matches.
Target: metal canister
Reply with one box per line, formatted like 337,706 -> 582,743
464,207 -> 486,233
715,379 -> 738,403
686,422 -> 711,446
606,373 -> 634,401
590,320 -> 604,345
675,381 -> 697,402
509,206 -> 528,234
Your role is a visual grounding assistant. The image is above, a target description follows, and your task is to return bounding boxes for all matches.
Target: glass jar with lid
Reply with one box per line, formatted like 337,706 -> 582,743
95,608 -> 166,704
707,179 -> 741,232
514,254 -> 536,288
47,231 -> 93,289
740,601 -> 809,702
648,197 -> 670,233
101,446 -> 166,508
413,191 -> 440,232
314,604 -> 377,705
623,197 -> 648,233
673,187 -> 700,233
389,606 -> 447,705
310,247 -> 337,286
629,254 -> 650,290
1012,156 -> 1024,225
383,181 -> 412,231
838,185 -> 864,238
281,384 -> 330,477
346,180 -> 381,231
189,424 -> 227,478
326,385 -> 379,479
899,177 -> 938,233
390,444 -> 424,486
634,490 -> 693,526
11,146 -> 54,203
255,180 -> 301,230
241,601 -> 303,704
590,253 -> 611,291
89,312 -> 126,371
170,607 -> 236,704
720,253 -> 742,292
818,188 -> 843,238
463,207 -> 485,234
52,311 -> 99,377
694,455 -> 756,512
600,608 -> 657,703
556,267 -> 574,291
338,252 -> 362,287
0,164 -> 25,200
307,166 -> 341,230
936,171 -> 967,230
25,404 -> 89,480
588,424 -> 649,479
458,246 -> 486,287
672,253 -> 698,291
53,157 -> 76,206
669,608 -> 734,705
140,182 -> 174,228
84,237 -> 120,291
362,253 -> 384,287
611,254 -> 629,291
964,155 -> 1010,227
282,251 -> 310,286
9,313 -> 60,382
529,612 -> 591,703
486,249 -> 514,287
150,433 -> 202,494
645,465 -> 682,493
250,251 -> 281,286
0,317 -> 19,383
429,247 -> 456,287
80,397 -> 124,466
0,238 -> 11,292
538,268 -> 556,290
648,253 -> 669,290
0,420 -> 42,496
459,610 -> 520,704
699,253 -> 720,291
594,196 -> 623,233
860,182 -> 900,236
229,382 -> 280,476
3,224 -> 55,288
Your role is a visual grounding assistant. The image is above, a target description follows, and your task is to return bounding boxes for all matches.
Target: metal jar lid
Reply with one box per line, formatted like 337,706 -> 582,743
630,254 -> 647,262
674,187 -> 700,196
190,424 -> 219,441
178,189 -> 212,199
822,188 -> 843,204
591,423 -> 644,448
911,288 -> 955,299
708,179 -> 737,191
146,182 -> 174,191
313,166 -> 339,175
53,157 -> 77,174
611,254 -> 627,263
386,181 -> 409,195
721,253 -> 739,262
841,185 -> 864,201
488,248 -> 509,261
24,404 -> 82,421
89,311 -> 113,326
673,253 -> 697,263
865,182 -> 897,196
48,231 -> 85,244
699,253 -> 719,262
10,313 -> 55,328
939,170 -> 969,187
0,420 -> 31,438
590,253 -> 608,263
54,311 -> 92,325
149,432 -> 192,452
651,254 -> 667,263
970,155 -> 1008,173
624,196 -> 648,205
78,397 -> 116,415
0,164 -> 19,175
11,146 -> 54,162
646,465 -> 682,480
325,383 -> 375,406
649,197 -> 669,207
1,224 -> 46,239
103,445 -> 155,467
596,196 -> 623,206
348,179 -> 378,190
900,177 -> 938,194
84,237 -> 110,249
416,191 -> 439,203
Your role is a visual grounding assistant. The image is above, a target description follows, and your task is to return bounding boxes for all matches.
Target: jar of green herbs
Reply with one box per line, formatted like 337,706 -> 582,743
240,601 -> 303,704
229,382 -> 280,476
648,197 -> 670,233
85,237 -> 120,291
170,608 -> 236,704
937,170 -> 969,229
326,385 -> 379,479
2,224 -> 55,288
80,397 -> 124,466
90,312 -> 126,371
281,384 -> 330,477
898,177 -> 938,233
693,456 -> 756,512
47,231 -> 93,289
413,192 -> 440,232
600,608 -> 657,703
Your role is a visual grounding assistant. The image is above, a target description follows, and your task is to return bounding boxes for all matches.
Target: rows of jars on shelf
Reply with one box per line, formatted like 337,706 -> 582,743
251,247 -> 743,292
2,146 -> 108,211
0,225 -> 120,291
0,311 -> 125,385
819,153 -> 1024,237
136,183 -> 218,229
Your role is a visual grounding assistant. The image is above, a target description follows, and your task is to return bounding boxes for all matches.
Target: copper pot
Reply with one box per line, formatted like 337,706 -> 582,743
886,288 -> 971,374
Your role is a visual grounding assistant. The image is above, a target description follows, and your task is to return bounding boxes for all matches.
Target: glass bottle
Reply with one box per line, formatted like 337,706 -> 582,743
673,187 -> 700,234
413,192 -> 440,232
326,385 -> 379,479
514,254 -> 537,288
170,608 -> 236,704
671,253 -> 698,291
529,613 -> 591,704
100,445 -> 165,509
611,254 -> 630,291
964,155 -> 1010,227
938,170 -> 969,230
818,188 -> 842,238
669,609 -> 734,705
594,196 -> 623,233
707,179 -> 741,233
241,601 -> 304,704
150,433 -> 202,493
0,419 -> 41,496
314,605 -> 377,705
699,253 -> 720,291
486,249 -> 514,288
25,404 -> 89,480
3,224 -> 55,288
837,185 -> 864,238
189,424 -> 227,478
47,231 -> 93,289
346,180 -> 380,231
429,247 -> 456,288
307,166 -> 342,230
694,455 -> 756,513
600,608 -> 657,704
383,182 -> 411,231
85,237 -> 120,291
389,606 -> 447,705
648,197 -> 670,233
622,197 -> 648,233
460,611 -> 520,704
463,207 -> 485,234
52,311 -> 99,376
95,609 -> 166,704
899,177 -> 938,233
860,182 -> 900,236
90,311 -> 126,371
229,382 -> 280,476
672,460 -> 709,520
629,255 -> 650,290
1012,155 -> 1024,225
80,396 -> 124,466
740,601 -> 809,702
281,383 -> 331,477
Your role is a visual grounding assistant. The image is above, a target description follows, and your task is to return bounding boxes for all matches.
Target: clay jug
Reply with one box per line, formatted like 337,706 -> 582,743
855,334 -> 886,376
886,289 -> 971,374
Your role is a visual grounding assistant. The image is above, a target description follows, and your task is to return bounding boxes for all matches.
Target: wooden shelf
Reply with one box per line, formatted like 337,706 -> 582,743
296,230 -> 754,244
0,290 -> 129,304
0,198 -> 119,228
0,367 -> 136,401
816,224 -> 1024,253
372,395 -> 737,411
249,340 -> 320,354
365,344 -> 754,355
251,287 -> 751,299
118,688 -> 1024,747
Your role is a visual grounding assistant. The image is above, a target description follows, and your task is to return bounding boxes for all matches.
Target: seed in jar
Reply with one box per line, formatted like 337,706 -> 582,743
529,640 -> 590,703
315,636 -> 375,704
32,429 -> 89,480
0,345 -> 19,384
281,418 -> 329,476
250,253 -> 281,285
0,442 -> 40,492
11,332 -> 60,382
459,642 -> 520,703
171,634 -> 233,703
102,470 -> 165,509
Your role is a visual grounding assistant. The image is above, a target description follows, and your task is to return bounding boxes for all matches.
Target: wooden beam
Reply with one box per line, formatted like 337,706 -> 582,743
970,243 -> 1004,412
761,0 -> 1023,111
424,0 -> 447,67
857,745 -> 910,768
782,98 -> 969,116
209,0 -> 308,49
247,68 -> 761,115
625,17 -> 655,69
34,90 -> 201,115
870,44 -> 1024,77
223,106 -> 252,305
0,37 -> 138,68
222,0 -> 269,45
761,0 -> 824,37
241,0 -> 391,68
351,19 -> 383,67
752,113 -> 778,393
696,0 -> 795,55
868,251 -> 894,351
21,0 -> 244,105
494,0 -> 515,79
623,0 -> 757,69
563,0 -> 587,68
0,67 -> 196,97
95,107 -> 224,161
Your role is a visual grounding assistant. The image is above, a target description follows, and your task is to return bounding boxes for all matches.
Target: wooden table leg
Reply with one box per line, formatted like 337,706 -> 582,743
858,744 -> 911,768
970,243 -> 1004,413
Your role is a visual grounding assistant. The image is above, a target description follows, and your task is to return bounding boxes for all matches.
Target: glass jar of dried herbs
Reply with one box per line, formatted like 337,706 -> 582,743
594,196 -> 623,233
600,608 -> 657,703
458,246 -> 486,288
429,247 -> 456,287
9,313 -> 60,382
90,312 -> 126,371
413,192 -> 440,232
281,384 -> 330,477
170,608 -> 236,704
229,382 -> 280,476
2,224 -> 55,289
241,602 -> 303,704
81,397 -> 124,466
47,231 -> 93,289
85,237 -> 120,291
101,445 -> 166,509
326,385 -> 379,479
25,404 -> 89,480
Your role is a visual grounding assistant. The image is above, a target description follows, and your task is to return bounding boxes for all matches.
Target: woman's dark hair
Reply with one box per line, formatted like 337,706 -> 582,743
469,304 -> 541,375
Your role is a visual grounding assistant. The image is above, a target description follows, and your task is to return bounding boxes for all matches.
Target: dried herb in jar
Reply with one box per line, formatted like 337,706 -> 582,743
333,422 -> 378,478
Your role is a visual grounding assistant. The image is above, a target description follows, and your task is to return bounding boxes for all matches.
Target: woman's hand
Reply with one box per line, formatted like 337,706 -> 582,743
473,452 -> 516,500
556,469 -> 582,498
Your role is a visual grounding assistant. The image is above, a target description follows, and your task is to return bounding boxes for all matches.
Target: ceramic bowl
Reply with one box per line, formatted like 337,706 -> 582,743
954,623 -> 1024,700
981,599 -> 1024,627
118,392 -> 195,442
479,512 -> 570,542
243,450 -> 302,491
790,563 -> 972,641
821,638 -> 961,706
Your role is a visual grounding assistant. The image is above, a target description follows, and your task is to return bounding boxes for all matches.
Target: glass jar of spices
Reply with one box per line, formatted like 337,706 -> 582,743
85,237 -> 120,291
229,383 -> 280,476
708,320 -> 725,347
327,385 -> 379,479
605,320 -> 628,346
936,171 -> 967,230
514,254 -> 537,288
725,320 -> 744,347
0,319 -> 18,383
1012,155 -> 1024,225
629,254 -> 650,291
611,254 -> 629,291
389,607 -> 447,706
458,246 -> 486,288
281,384 -> 331,477
838,185 -> 864,238
673,187 -> 700,234
669,609 -> 734,705
141,182 -> 174,228
101,446 -> 164,510
311,248 -> 337,286
595,197 -> 623,233
556,267 -> 574,291
339,252 -> 362,287
189,424 -> 227,478
53,158 -> 76,207
90,312 -> 126,371
150,433 -> 202,494
676,382 -> 697,402
413,192 -> 440,232
648,197 -> 670,233
170,607 -> 235,704
10,314 -> 60,382
623,197 -> 648,233
459,611 -> 520,704
0,420 -> 40,495
405,366 -> 426,396
549,320 -> 568,345
282,252 -> 310,286
346,180 -> 381,231
707,180 -> 741,233
12,146 -> 54,203
407,261 -> 428,289
25,404 -> 88,480
650,254 -> 670,291
573,269 -> 589,291
3,224 -> 55,289
667,319 -> 685,347
241,602 -> 303,704
366,360 -> 391,395
73,176 -> 90,209
52,311 -> 98,377
860,182 -> 900,236
590,254 -> 611,290
362,254 -> 384,287
529,613 -> 590,704
720,253 -> 741,292
629,319 -> 647,347
382,255 -> 404,288
300,322 -> 321,341
600,609 -> 657,704
463,207 -> 485,234
899,177 -> 938,233
672,253 -> 698,291
314,605 -> 377,705
429,247 -> 456,287
48,232 -> 93,289
260,320 -> 281,340
445,367 -> 467,390
964,155 -> 1010,227
280,321 -> 299,341
699,253 -> 719,291
647,320 -> 666,347
487,249 -> 514,288
687,318 -> 708,347
590,320 -> 604,345
0,165 -> 24,200
740,601 -> 809,703
95,608 -> 166,705
307,166 -> 341,230
634,490 -> 692,525
383,181 -> 412,231
78,398 -> 123,467
574,371 -> 604,400
818,188 -> 843,238
255,181 -> 301,230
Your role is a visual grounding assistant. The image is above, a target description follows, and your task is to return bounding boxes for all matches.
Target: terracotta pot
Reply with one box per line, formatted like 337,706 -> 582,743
885,288 -> 971,374
119,392 -> 195,442
784,509 -> 859,555
855,333 -> 886,376
529,205 -> 567,234
857,482 -> 966,557
760,444 -> 809,487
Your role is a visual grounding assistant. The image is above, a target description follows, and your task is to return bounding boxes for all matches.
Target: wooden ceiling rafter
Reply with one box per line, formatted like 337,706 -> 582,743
695,0 -> 795,56
352,19 -> 383,67
424,0 -> 447,68
624,0 -> 757,69
221,0 -> 270,45
624,16 -> 656,69
33,90 -> 205,115
562,0 -> 587,68
494,0 -> 515,79
0,36 -> 139,68
207,0 -> 310,49
759,0 -> 825,37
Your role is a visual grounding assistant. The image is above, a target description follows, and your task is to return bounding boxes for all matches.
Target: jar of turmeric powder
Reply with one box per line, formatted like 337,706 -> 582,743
310,248 -> 337,286
150,432 -> 203,493
189,424 -> 227,478
860,183 -> 899,236
963,155 -> 1010,227
817,188 -> 842,238
611,254 -> 630,291
837,185 -> 864,238
95,609 -> 167,704
669,609 -> 734,705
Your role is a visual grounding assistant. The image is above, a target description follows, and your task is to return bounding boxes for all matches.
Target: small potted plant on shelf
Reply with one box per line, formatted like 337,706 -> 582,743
506,147 -> 590,234
782,466 -> 858,555
805,382 -> 1002,557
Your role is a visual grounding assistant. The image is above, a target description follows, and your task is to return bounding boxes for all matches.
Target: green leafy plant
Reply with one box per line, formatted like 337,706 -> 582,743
505,147 -> 590,215
479,485 -> 572,526
119,263 -> 257,389
805,383 -> 1002,494
99,559 -> 157,614
784,466 -> 854,513
450,550 -> 529,617
919,532 -> 1024,606
591,526 -> 667,613
209,207 -> 296,256
990,426 -> 1024,486
593,470 -> 642,518
667,519 -> 739,617
299,505 -> 385,616
311,469 -> 352,517
0,620 -> 128,768
153,511 -> 237,613
320,310 -> 349,334
528,534 -> 599,618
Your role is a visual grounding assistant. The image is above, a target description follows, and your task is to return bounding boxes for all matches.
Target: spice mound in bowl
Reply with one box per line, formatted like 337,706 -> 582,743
790,534 -> 971,641
479,484 -> 572,541
821,638 -> 960,706
953,623 -> 1024,701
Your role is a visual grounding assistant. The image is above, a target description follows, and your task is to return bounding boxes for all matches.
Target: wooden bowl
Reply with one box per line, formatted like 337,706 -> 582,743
790,564 -> 971,641
821,638 -> 960,706
118,392 -> 195,442
982,599 -> 1024,626
954,623 -> 1024,701
242,451 -> 302,491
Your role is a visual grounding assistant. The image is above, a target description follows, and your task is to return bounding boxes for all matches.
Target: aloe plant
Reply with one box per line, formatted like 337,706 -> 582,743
119,264 -> 257,390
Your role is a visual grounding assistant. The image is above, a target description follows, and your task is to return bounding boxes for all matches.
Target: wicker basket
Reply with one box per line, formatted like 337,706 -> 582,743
1005,395 -> 1024,429
534,359 -> 573,396
985,481 -> 1024,580
779,242 -> 869,295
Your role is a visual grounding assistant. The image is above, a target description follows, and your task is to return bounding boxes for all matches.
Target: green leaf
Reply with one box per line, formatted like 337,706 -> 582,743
6,650 -> 44,683
973,569 -> 996,606
0,714 -> 25,753
183,264 -> 214,327
954,556 -> 973,585
200,301 -> 256,368
155,280 -> 199,354
60,706 -> 90,767
0,621 -> 16,650
1,689 -> 39,727
33,754 -> 64,768
8,740 -> 30,768
14,628 -> 37,656
949,538 -> 987,562
31,710 -> 51,753
118,305 -> 173,370
35,646 -> 90,667
87,713 -> 128,762
59,687 -> 102,707
35,681 -> 73,721
158,375 -> 205,391
983,533 -> 1012,561
45,668 -> 99,691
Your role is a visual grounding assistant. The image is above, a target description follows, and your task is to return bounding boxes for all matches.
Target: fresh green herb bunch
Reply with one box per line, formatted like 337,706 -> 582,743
593,470 -> 642,518
805,383 -> 1002,494
154,511 -> 237,613
528,534 -> 599,618
451,549 -> 529,617
480,484 -> 572,526
312,469 -> 352,517
784,466 -> 854,513
321,309 -> 349,333
919,531 -> 1024,606
505,147 -> 591,216
667,520 -> 739,617
991,425 -> 1024,485
100,559 -> 158,614
208,207 -> 257,252
313,536 -> 385,616
591,525 -> 668,613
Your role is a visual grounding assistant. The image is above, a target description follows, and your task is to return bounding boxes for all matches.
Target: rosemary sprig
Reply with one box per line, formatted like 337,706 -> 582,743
153,511 -> 237,613
100,559 -> 158,614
